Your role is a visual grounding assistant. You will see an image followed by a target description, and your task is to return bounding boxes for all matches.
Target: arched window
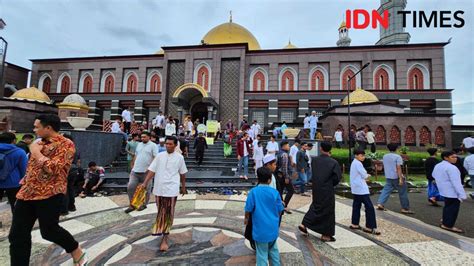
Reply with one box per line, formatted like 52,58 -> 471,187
374,68 -> 389,90
419,126 -> 431,146
311,70 -> 325,91
375,125 -> 387,144
194,63 -> 211,92
279,67 -> 297,91
126,73 -> 138,93
83,76 -> 93,93
40,76 -> 51,93
404,126 -> 416,145
150,74 -> 161,92
105,75 -> 114,93
408,67 -> 424,90
389,126 -> 401,144
58,73 -> 71,93
435,127 -> 445,146
252,70 -> 266,91
341,66 -> 360,91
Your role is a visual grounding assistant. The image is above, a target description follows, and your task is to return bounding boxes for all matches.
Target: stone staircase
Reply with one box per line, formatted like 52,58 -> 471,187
102,139 -> 257,192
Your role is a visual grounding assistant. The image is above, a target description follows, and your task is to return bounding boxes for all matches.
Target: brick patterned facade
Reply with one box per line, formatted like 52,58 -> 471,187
404,126 -> 416,145
419,126 -> 431,145
150,74 -> 161,92
60,75 -> 70,93
408,67 -> 424,90
104,75 -> 114,93
281,70 -> 295,91
197,66 -> 210,91
219,60 -> 240,126
375,125 -> 387,144
311,70 -> 325,91
374,68 -> 389,90
83,76 -> 93,93
126,74 -> 138,93
435,126 -> 446,146
390,126 -> 401,144
252,71 -> 265,91
342,69 -> 356,91
166,61 -> 186,118
42,77 -> 51,93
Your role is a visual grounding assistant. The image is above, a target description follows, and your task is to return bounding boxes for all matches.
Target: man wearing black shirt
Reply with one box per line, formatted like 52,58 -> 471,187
425,148 -> 440,206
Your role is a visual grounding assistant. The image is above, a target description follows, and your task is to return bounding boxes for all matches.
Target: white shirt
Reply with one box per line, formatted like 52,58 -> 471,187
111,122 -> 121,133
148,151 -> 188,197
463,137 -> 474,148
243,141 -> 249,157
289,145 -> 299,164
155,115 -> 165,128
350,159 -> 370,195
253,146 -> 264,160
334,131 -> 343,142
187,121 -> 193,131
309,115 -> 318,128
433,160 -> 467,200
270,174 -> 277,190
251,124 -> 261,135
366,131 -> 375,144
253,139 -> 259,149
463,154 -> 474,175
132,141 -> 158,173
266,141 -> 279,154
303,116 -> 310,129
121,109 -> 132,122
165,123 -> 176,136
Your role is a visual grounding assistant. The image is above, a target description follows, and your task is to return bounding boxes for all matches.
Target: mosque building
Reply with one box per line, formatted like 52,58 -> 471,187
23,0 -> 453,147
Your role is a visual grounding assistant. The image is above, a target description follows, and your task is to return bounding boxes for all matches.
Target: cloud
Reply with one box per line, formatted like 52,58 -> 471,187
101,25 -> 173,50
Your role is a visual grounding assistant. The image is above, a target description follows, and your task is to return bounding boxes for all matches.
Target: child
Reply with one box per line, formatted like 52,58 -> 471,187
349,149 -> 381,235
253,141 -> 264,174
245,167 -> 284,265
79,162 -> 105,198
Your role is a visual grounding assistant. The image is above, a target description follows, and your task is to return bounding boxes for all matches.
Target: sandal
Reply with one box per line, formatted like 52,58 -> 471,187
440,225 -> 465,234
363,228 -> 381,235
376,205 -> 386,211
73,250 -> 88,266
284,209 -> 293,214
400,209 -> 415,214
349,225 -> 362,230
298,225 -> 308,236
321,236 -> 336,242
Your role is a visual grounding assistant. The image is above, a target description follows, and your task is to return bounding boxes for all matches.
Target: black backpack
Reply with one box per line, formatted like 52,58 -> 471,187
0,148 -> 19,181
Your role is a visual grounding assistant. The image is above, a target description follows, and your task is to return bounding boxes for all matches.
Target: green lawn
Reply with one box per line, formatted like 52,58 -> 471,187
341,173 -> 427,186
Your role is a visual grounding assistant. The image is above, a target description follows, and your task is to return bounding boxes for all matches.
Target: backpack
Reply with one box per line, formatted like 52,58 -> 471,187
0,148 -> 19,181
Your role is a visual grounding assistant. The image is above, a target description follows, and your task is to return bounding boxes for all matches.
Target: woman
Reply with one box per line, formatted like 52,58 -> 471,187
224,132 -> 233,158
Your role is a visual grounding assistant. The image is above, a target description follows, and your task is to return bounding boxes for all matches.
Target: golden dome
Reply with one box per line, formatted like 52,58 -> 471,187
341,88 -> 379,105
283,40 -> 297,49
155,49 -> 164,55
9,86 -> 52,104
202,20 -> 261,50
339,21 -> 347,30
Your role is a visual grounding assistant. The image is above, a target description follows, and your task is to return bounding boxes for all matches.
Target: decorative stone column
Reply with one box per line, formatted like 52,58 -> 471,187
268,99 -> 278,129
87,100 -> 102,125
298,99 -> 309,118
207,106 -> 214,121
243,99 -> 249,119
177,107 -> 183,123
134,100 -> 144,123
111,100 -> 120,121
399,99 -> 410,113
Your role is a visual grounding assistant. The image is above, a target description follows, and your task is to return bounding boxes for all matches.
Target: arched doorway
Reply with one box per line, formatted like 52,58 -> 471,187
191,102 -> 209,122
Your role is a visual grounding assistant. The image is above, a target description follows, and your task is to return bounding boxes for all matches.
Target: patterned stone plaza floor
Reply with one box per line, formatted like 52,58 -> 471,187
0,193 -> 473,265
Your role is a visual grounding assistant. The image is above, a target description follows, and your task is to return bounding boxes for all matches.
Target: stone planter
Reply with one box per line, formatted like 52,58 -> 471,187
67,117 -> 93,131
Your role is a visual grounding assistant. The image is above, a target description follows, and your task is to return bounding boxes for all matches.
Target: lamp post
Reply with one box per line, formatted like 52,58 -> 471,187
346,62 -> 370,166
0,19 -> 7,97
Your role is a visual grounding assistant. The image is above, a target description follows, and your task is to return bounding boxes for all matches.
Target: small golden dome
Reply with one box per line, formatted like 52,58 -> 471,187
202,20 -> 261,50
155,49 -> 164,55
339,21 -> 347,30
283,40 -> 297,49
341,88 -> 379,105
9,86 -> 52,104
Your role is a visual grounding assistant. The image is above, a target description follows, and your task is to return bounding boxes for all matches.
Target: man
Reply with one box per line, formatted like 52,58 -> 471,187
16,133 -> 34,155
250,120 -> 261,140
289,139 -> 301,168
453,148 -> 467,185
0,132 -> 28,213
263,154 -> 278,190
294,142 -> 310,196
266,135 -> 279,155
366,127 -> 376,153
425,148 -> 441,206
303,113 -> 310,130
125,131 -> 157,213
121,106 -> 132,134
186,118 -> 194,137
111,118 -> 127,143
334,128 -> 343,148
154,111 -> 166,137
463,147 -> 474,199
226,119 -> 234,133
125,133 -> 140,172
433,151 -> 467,233
157,138 -> 167,153
276,141 -> 294,214
194,132 -> 208,166
355,127 -> 367,151
79,162 -> 105,198
462,134 -> 474,150
376,143 -> 414,214
143,136 -> 187,251
240,116 -> 247,130
237,133 -> 252,180
165,117 -> 176,137
253,134 -> 262,151
309,111 -> 318,140
9,114 -> 86,265
280,121 -> 288,139
298,141 -> 341,242
179,133 -> 189,158
194,118 -> 201,137
61,134 -> 80,215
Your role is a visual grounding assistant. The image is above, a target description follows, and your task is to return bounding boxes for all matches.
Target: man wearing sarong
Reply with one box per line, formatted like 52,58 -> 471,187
298,141 -> 341,242
143,136 -> 188,251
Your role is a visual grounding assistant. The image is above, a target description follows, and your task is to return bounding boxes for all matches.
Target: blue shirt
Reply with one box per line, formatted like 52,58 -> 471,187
383,152 -> 403,179
245,185 -> 284,242
0,144 -> 28,189
309,115 -> 318,128
433,160 -> 467,200
350,159 -> 370,195
158,145 -> 166,153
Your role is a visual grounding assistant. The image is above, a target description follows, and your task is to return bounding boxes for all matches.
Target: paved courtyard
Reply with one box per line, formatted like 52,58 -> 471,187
0,192 -> 473,265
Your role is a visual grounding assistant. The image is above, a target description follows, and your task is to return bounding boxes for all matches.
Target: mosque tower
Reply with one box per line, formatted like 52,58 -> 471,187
376,0 -> 410,45
336,20 -> 351,47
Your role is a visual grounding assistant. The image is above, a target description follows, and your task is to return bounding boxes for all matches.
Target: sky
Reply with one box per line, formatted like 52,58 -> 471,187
0,0 -> 472,125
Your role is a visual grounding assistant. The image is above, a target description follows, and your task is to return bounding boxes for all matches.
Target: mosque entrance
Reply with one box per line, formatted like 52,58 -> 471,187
170,83 -> 218,123
191,102 -> 209,123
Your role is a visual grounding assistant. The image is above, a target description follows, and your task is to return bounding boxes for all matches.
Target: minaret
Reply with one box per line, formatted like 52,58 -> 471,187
376,0 -> 410,45
337,21 -> 351,47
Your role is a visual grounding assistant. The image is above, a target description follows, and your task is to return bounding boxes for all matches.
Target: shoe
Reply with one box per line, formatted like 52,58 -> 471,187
137,205 -> 147,211
73,249 -> 88,266
60,211 -> 69,216
470,193 -> 474,200
68,206 -> 77,212
124,206 -> 135,213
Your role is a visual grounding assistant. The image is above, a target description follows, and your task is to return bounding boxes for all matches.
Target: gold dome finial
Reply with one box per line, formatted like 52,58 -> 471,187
283,38 -> 297,49
229,10 -> 233,23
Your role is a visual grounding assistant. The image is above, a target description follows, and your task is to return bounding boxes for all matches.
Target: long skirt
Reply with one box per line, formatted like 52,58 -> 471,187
152,196 -> 177,236
224,143 -> 232,157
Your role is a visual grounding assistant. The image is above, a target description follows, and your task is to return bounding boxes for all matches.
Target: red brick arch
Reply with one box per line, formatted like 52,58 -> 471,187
435,127 -> 445,146
281,70 -> 295,91
105,75 -> 114,93
252,70 -> 266,91
390,126 -> 401,144
311,70 -> 325,91
126,74 -> 138,93
197,66 -> 210,91
342,68 -> 356,91
83,75 -> 93,93
374,68 -> 389,90
408,67 -> 424,90
404,126 -> 416,145
150,74 -> 161,92
42,77 -> 51,94
375,125 -> 387,144
419,126 -> 431,146
60,75 -> 70,93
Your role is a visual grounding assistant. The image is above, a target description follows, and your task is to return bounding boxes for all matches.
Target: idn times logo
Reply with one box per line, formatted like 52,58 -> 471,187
345,9 -> 465,29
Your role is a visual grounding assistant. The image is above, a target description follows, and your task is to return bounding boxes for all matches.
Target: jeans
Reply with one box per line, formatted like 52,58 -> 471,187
127,171 -> 152,206
310,127 -> 317,140
255,240 -> 280,266
352,194 -> 377,229
195,150 -> 204,165
124,122 -> 131,134
293,171 -> 308,193
9,194 -> 79,265
277,175 -> 294,207
0,187 -> 20,213
377,178 -> 410,210
443,197 -> 460,228
238,155 -> 249,176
